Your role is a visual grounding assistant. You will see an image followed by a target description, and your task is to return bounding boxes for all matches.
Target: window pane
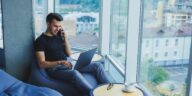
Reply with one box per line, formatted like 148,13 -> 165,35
191,73 -> 192,96
0,0 -> 4,69
109,0 -> 128,67
139,0 -> 192,96
0,1 -> 2,47
33,0 -> 48,38
55,0 -> 100,50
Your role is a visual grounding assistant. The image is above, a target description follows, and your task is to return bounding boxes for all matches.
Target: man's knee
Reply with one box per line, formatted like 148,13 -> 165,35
92,62 -> 104,70
72,70 -> 81,77
71,70 -> 85,81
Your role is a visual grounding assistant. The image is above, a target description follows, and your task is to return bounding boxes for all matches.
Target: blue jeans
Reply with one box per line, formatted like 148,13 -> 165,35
47,62 -> 110,95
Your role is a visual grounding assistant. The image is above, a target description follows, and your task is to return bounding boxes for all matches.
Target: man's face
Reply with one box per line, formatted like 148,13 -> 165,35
47,19 -> 62,36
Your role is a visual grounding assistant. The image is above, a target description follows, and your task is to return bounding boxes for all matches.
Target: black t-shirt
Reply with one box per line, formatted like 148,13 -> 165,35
35,33 -> 67,61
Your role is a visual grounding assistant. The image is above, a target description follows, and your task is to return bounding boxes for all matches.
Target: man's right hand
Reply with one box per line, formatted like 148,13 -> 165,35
60,60 -> 72,68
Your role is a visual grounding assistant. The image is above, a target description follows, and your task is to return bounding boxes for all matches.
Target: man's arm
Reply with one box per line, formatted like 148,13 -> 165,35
63,32 -> 72,57
36,51 -> 72,69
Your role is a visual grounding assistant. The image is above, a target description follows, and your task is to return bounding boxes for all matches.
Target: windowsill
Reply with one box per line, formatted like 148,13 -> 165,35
71,47 -> 89,52
71,47 -> 99,54
105,71 -> 116,82
105,55 -> 125,76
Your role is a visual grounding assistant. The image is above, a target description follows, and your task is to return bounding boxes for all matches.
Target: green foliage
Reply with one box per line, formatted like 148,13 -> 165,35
149,66 -> 169,85
146,59 -> 169,85
181,84 -> 186,96
140,58 -> 169,85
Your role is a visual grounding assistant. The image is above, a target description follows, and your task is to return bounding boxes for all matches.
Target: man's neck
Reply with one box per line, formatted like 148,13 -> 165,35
44,31 -> 54,37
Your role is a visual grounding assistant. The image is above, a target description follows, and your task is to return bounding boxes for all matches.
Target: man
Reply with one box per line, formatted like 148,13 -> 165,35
35,13 -> 110,95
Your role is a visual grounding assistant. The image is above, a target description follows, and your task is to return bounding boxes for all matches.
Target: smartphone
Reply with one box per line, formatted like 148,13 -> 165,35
57,29 -> 63,36
58,29 -> 64,40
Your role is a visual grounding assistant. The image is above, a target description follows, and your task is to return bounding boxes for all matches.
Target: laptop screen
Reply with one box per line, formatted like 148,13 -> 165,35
74,48 -> 97,70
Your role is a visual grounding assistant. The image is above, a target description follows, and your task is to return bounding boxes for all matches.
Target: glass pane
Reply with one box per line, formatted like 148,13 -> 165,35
139,0 -> 192,96
191,74 -> 192,96
109,0 -> 128,68
33,0 -> 48,38
0,0 -> 5,69
55,0 -> 100,50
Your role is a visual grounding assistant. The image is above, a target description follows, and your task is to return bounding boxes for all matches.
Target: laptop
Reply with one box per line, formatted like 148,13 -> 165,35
71,48 -> 97,70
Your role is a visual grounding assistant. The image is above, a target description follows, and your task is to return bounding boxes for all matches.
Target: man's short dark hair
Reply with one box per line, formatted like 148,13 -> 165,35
46,13 -> 63,23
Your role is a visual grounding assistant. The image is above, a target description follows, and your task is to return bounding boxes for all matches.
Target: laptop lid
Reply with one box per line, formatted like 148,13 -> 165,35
74,48 -> 97,70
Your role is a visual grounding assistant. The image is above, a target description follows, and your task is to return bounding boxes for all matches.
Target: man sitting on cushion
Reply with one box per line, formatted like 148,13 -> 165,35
35,13 -> 110,96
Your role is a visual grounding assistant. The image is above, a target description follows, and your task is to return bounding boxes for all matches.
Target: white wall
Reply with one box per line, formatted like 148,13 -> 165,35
2,0 -> 34,80
141,37 -> 191,65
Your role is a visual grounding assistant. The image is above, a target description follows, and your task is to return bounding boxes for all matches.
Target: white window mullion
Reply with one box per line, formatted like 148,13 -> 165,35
125,0 -> 141,84
99,0 -> 111,56
48,0 -> 54,13
100,0 -> 111,71
186,37 -> 192,96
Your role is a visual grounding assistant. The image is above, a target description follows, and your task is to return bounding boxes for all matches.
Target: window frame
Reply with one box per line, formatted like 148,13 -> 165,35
44,0 -> 192,95
53,0 -> 101,51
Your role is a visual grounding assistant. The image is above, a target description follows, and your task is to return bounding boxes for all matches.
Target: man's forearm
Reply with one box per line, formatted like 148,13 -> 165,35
39,60 -> 60,69
64,38 -> 72,56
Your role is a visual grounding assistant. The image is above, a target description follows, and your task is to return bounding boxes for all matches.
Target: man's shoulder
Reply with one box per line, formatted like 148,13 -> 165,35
36,34 -> 45,41
34,34 -> 47,51
35,34 -> 47,44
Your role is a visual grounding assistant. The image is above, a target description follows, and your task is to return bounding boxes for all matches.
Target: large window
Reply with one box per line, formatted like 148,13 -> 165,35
33,0 -> 48,38
54,0 -> 100,50
0,0 -> 2,49
139,0 -> 192,96
0,0 -> 4,69
109,0 -> 128,68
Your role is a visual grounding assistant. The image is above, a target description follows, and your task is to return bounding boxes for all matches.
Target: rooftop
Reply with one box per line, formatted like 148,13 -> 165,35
143,23 -> 192,38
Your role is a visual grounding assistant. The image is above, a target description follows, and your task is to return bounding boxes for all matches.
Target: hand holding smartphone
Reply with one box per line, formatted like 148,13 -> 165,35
58,29 -> 65,40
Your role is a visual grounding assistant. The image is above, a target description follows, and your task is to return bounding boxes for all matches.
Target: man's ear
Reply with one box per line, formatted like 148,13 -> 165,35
46,22 -> 50,26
